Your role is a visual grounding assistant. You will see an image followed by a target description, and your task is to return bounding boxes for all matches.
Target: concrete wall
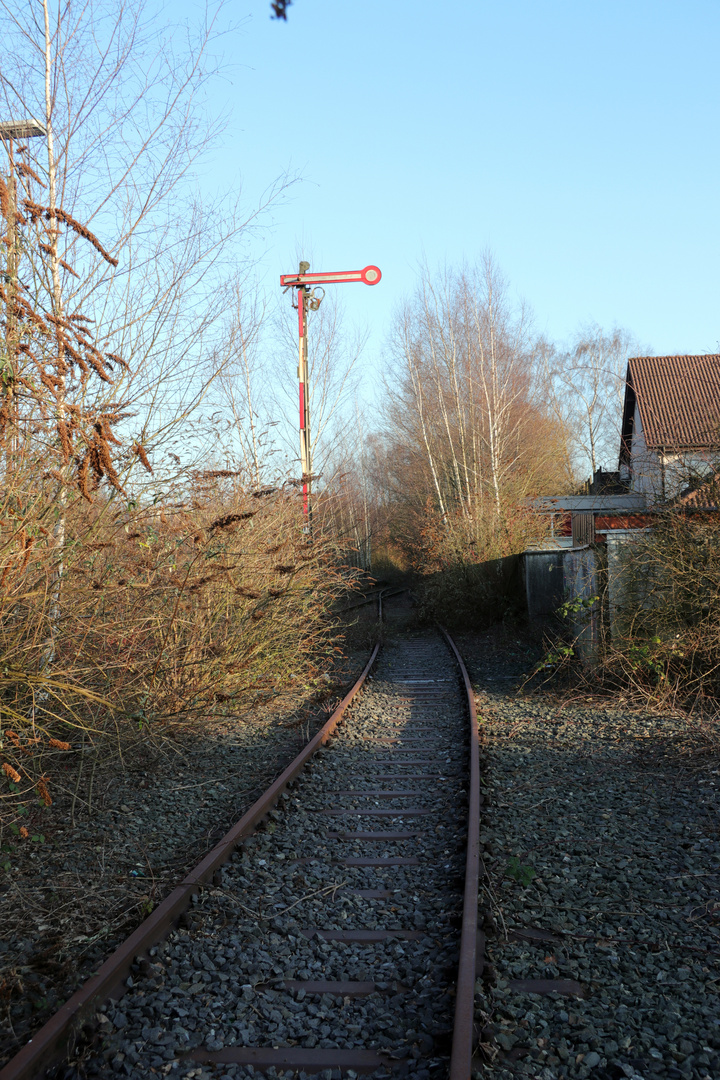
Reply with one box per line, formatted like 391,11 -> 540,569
524,546 -> 601,666
477,553 -> 525,614
524,550 -> 565,619
563,546 -> 601,666
606,529 -> 651,640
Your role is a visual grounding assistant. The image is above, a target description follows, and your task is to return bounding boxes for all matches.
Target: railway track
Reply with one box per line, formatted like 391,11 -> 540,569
0,592 -> 482,1080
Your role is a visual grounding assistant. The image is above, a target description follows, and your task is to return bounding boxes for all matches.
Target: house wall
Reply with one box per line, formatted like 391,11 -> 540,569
662,450 -> 720,499
629,402 -> 720,502
629,404 -> 663,497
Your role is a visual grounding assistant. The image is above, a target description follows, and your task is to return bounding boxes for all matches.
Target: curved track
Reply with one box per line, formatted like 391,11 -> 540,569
0,592 -> 482,1080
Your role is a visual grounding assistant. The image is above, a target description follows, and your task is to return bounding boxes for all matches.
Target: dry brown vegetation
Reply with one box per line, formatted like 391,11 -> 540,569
371,257 -> 566,623
0,149 -> 354,827
600,508 -> 720,713
0,5 -> 358,848
0,477 -> 353,801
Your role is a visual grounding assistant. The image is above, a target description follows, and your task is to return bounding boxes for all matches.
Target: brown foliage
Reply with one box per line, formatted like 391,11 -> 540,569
36,777 -> 52,806
1,167 -> 126,497
16,162 -> 44,187
375,259 -> 563,613
23,201 -> 118,267
132,443 -> 152,473
596,510 -> 720,714
0,473 -> 356,825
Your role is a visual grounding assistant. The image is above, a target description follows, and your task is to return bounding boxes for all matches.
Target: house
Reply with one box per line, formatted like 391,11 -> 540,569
619,354 -> 720,502
523,354 -> 720,651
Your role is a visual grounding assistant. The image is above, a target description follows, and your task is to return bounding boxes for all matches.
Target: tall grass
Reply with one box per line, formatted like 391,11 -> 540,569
0,468 -> 356,821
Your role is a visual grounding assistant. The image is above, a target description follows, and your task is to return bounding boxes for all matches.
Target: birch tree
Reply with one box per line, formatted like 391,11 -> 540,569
545,324 -> 635,480
0,0 -> 292,475
385,258 -> 567,520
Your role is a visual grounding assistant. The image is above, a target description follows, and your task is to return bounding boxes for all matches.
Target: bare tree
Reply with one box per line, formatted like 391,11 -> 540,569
382,256 -> 569,549
0,0 -> 294,691
0,0 -> 293,477
545,324 -> 637,480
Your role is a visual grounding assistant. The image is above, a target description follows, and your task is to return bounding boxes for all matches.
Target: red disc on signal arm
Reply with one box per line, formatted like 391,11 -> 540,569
361,265 -> 382,285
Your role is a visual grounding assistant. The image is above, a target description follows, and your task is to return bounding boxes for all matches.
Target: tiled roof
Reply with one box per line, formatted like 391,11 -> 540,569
628,354 -> 720,449
675,470 -> 720,511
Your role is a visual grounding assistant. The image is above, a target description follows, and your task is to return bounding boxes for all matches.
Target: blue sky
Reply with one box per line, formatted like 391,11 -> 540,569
191,0 -> 720,375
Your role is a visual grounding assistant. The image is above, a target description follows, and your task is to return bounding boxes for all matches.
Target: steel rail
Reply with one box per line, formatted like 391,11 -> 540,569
337,585 -> 403,615
335,589 -> 384,614
439,625 -> 483,1080
0,644 -> 381,1080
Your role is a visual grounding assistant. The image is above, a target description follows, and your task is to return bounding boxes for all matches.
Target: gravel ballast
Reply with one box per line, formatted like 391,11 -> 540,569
9,605 -> 715,1080
0,647 -> 368,1069
459,630 -> 720,1080
72,624 -> 470,1080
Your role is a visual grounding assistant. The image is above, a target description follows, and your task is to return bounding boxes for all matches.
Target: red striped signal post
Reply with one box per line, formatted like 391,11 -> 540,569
280,263 -> 381,531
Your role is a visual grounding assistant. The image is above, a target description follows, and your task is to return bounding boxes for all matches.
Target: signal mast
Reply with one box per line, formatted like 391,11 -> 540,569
280,262 -> 381,531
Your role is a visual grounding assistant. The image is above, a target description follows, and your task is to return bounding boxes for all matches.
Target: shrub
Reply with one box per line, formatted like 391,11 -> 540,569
602,511 -> 720,709
404,500 -> 547,628
0,471 -> 355,821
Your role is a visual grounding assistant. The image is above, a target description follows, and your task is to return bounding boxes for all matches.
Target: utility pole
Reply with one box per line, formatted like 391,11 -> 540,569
280,262 -> 381,533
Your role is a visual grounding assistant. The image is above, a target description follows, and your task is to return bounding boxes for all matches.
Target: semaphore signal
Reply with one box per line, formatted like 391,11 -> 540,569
280,262 -> 382,533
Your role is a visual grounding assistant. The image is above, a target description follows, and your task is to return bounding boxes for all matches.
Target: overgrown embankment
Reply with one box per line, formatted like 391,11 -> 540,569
0,585 -> 372,1067
1,476 -> 358,833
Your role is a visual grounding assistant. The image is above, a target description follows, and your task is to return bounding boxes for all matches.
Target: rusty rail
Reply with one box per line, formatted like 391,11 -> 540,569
2,593 -> 481,1080
0,644 -> 380,1080
336,589 -> 384,614
337,585 -> 403,615
440,625 -> 483,1080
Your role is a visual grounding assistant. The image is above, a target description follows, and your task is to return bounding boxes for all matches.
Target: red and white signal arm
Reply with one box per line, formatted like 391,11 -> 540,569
280,265 -> 382,288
